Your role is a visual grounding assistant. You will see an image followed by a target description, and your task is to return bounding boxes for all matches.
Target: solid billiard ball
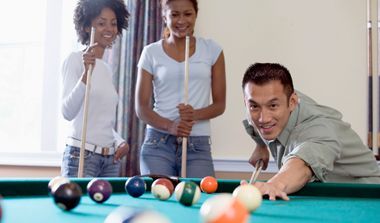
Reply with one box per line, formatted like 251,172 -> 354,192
104,206 -> 171,223
200,194 -> 249,223
53,182 -> 82,211
232,184 -> 262,212
87,178 -> 112,203
174,181 -> 201,206
200,176 -> 218,194
125,176 -> 146,198
151,178 -> 174,201
48,176 -> 70,195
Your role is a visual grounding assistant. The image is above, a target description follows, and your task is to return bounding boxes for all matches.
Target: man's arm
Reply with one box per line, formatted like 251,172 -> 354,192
254,157 -> 313,200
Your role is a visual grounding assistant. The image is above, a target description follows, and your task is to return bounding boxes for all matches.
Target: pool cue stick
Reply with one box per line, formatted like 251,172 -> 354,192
78,27 -> 96,177
249,159 -> 263,184
181,35 -> 190,178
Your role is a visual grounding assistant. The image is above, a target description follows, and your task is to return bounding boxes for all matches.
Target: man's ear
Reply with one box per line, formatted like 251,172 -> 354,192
289,92 -> 298,111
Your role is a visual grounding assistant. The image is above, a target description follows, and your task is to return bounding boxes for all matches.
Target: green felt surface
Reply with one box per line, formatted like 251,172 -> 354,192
1,178 -> 380,222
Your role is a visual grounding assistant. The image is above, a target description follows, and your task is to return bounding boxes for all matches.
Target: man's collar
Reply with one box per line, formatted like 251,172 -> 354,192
276,99 -> 300,147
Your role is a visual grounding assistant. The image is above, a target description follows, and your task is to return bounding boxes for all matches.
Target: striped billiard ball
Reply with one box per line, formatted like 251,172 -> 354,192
174,181 -> 201,206
151,178 -> 174,201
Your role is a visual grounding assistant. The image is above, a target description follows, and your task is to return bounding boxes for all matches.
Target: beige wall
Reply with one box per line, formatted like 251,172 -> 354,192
196,0 -> 368,160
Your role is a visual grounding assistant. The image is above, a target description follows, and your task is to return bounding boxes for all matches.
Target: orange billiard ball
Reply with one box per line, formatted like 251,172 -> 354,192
200,176 -> 218,194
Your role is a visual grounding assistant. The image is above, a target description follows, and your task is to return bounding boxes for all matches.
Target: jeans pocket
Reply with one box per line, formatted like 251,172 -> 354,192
189,137 -> 211,153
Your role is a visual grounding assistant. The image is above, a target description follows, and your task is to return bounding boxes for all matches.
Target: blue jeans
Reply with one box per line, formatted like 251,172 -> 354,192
140,128 -> 215,178
61,145 -> 120,177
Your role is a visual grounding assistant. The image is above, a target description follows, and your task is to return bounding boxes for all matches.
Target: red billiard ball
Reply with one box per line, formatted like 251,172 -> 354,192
200,176 -> 218,194
87,178 -> 112,203
174,181 -> 201,206
53,182 -> 82,211
125,176 -> 146,198
151,178 -> 174,201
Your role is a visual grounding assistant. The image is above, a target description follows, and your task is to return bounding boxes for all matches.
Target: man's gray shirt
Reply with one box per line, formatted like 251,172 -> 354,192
244,91 -> 380,183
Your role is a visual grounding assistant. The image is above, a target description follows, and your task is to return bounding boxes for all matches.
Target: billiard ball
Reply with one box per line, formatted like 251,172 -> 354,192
48,176 -> 70,195
125,176 -> 146,198
200,176 -> 218,194
200,194 -> 249,223
53,182 -> 82,211
104,206 -> 171,223
151,178 -> 174,201
174,181 -> 201,206
87,178 -> 112,203
232,184 -> 262,212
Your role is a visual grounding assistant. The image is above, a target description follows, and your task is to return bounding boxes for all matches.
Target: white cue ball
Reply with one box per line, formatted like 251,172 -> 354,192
232,184 -> 262,212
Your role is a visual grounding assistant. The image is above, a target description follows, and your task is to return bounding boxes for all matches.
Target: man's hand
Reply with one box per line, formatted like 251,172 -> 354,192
240,180 -> 289,201
253,181 -> 289,201
249,144 -> 270,170
243,158 -> 312,201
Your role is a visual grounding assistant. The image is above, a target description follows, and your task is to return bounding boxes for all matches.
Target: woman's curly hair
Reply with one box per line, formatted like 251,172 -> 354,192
74,0 -> 129,45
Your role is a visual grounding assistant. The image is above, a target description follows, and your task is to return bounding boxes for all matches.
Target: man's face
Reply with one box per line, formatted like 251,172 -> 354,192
244,80 -> 298,141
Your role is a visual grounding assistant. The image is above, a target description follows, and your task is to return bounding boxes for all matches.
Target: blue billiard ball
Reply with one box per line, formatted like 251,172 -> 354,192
125,176 -> 146,198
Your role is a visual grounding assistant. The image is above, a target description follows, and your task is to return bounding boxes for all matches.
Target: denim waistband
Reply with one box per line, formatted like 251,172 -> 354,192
145,128 -> 211,145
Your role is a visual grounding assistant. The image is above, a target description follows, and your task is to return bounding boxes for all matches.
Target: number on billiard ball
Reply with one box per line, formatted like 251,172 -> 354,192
87,178 -> 112,203
151,178 -> 174,201
174,181 -> 201,206
53,182 -> 82,211
125,176 -> 146,198
200,176 -> 218,194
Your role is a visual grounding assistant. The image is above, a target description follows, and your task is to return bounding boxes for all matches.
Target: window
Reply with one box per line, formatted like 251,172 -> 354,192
0,0 -> 80,165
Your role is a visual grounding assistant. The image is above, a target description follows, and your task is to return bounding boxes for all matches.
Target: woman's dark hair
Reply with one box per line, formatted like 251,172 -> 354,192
74,0 -> 129,45
161,0 -> 198,39
242,63 -> 295,99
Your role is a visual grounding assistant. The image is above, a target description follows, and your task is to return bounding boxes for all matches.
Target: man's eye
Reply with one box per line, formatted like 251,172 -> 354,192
250,104 -> 258,110
269,104 -> 279,110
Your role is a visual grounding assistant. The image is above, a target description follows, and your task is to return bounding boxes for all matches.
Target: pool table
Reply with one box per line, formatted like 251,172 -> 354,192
0,177 -> 380,222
